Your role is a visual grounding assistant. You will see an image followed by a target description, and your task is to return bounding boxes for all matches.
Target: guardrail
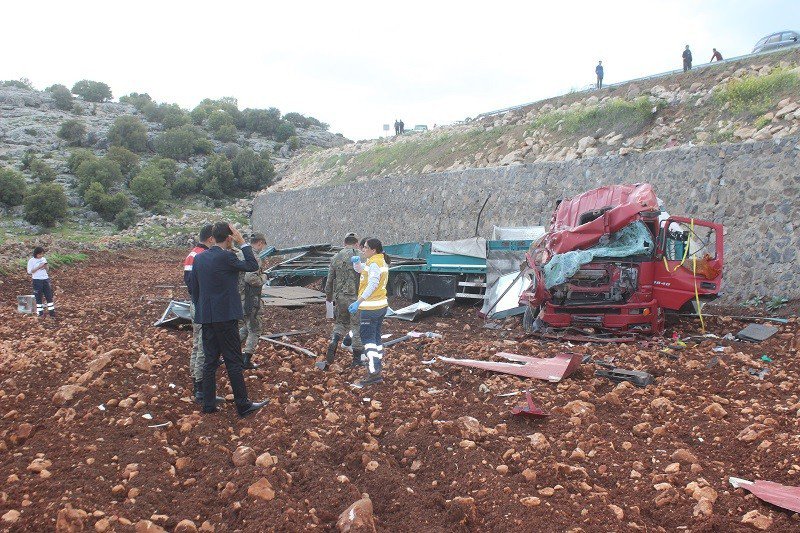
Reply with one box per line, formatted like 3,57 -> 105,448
476,43 -> 800,120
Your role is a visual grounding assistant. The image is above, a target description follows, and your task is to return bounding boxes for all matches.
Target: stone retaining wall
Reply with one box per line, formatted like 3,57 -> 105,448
253,137 -> 800,301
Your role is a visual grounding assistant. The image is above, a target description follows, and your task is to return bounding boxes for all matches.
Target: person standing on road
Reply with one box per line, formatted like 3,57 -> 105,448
710,48 -> 723,62
398,119 -> 405,134
595,61 -> 604,89
238,233 -> 268,370
184,224 -> 216,404
320,233 -> 363,370
190,222 -> 266,418
394,119 -> 400,136
27,246 -> 55,319
349,238 -> 390,388
682,45 -> 693,71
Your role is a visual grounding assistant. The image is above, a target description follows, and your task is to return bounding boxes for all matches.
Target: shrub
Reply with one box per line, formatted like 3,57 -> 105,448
532,96 -> 658,137
2,78 -> 34,90
171,169 -> 199,198
72,102 -> 84,115
29,158 -> 56,182
83,181 -> 107,211
21,150 -> 36,170
98,192 -> 129,221
276,121 -> 296,142
283,112 -> 328,130
114,207 -> 138,230
189,106 -> 208,125
204,154 -> 235,194
75,157 -> 122,193
141,101 -> 165,122
243,107 -> 281,136
0,168 -> 27,206
287,135 -> 301,150
215,123 -> 238,142
161,104 -> 189,129
154,128 -> 195,160
201,177 -> 224,199
67,149 -> 96,174
106,146 -> 140,178
108,115 -> 148,152
714,69 -> 800,116
130,169 -> 169,209
47,84 -> 74,111
71,80 -> 112,102
24,183 -> 68,227
193,98 -> 242,127
232,148 -> 274,191
119,92 -> 152,111
207,109 -> 235,132
144,157 -> 178,185
57,119 -> 86,146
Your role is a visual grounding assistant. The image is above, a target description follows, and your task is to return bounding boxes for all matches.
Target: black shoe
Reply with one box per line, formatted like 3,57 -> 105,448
237,400 -> 268,418
350,348 -> 365,368
242,353 -> 258,370
202,406 -> 218,414
352,373 -> 383,388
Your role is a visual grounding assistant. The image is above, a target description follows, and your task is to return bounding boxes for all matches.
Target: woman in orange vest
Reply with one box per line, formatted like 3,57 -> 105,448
348,238 -> 390,387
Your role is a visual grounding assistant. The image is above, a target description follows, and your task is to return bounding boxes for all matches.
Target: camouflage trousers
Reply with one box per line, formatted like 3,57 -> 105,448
189,301 -> 205,382
239,309 -> 261,354
333,296 -> 363,350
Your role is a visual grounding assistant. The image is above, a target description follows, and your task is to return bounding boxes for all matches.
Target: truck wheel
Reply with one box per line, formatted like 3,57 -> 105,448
392,273 -> 416,301
522,305 -> 539,333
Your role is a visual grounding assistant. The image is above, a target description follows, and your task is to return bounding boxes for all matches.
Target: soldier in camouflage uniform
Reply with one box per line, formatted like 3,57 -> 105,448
320,233 -> 363,370
236,233 -> 268,369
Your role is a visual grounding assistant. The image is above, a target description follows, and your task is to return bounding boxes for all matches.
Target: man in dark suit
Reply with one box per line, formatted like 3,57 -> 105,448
190,222 -> 267,417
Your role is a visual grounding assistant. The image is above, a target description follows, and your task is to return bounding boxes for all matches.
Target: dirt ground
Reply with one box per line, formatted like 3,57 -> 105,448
0,250 -> 798,532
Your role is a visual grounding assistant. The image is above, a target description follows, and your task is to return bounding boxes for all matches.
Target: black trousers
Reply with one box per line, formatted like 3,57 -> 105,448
201,320 -> 249,411
33,279 -> 54,316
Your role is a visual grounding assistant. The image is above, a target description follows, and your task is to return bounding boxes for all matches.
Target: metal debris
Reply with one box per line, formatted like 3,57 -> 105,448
729,477 -> 800,513
153,300 -> 192,329
736,324 -> 779,342
510,391 -> 550,418
438,352 -> 582,382
387,298 -> 455,322
259,336 -> 316,358
595,368 -> 654,387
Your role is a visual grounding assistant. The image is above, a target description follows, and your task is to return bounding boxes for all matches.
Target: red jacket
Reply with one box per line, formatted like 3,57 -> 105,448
183,244 -> 208,295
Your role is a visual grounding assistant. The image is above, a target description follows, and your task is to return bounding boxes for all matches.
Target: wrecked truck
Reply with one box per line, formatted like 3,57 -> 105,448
520,183 -> 723,337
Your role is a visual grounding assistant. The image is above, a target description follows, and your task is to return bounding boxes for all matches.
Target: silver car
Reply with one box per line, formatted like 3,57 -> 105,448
752,30 -> 799,53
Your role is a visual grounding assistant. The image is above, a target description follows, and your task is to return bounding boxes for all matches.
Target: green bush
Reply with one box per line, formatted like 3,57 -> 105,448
192,98 -> 243,128
143,157 -> 178,185
201,177 -> 224,199
21,150 -> 36,170
204,154 -> 235,194
215,123 -> 238,142
24,183 -> 68,227
532,97 -> 658,137
29,158 -> 56,182
47,84 -> 74,111
287,135 -> 301,150
714,69 -> 800,116
71,80 -> 112,102
130,168 -> 169,209
2,78 -> 34,90
283,112 -> 328,130
119,92 -> 153,111
57,119 -> 86,146
207,109 -> 235,132
114,207 -> 138,230
108,115 -> 148,152
232,148 -> 274,191
99,192 -> 129,221
0,168 -> 27,206
75,157 -> 122,193
161,104 -> 189,129
189,106 -> 208,125
72,102 -> 84,115
171,169 -> 199,198
243,107 -> 281,136
67,149 -> 96,174
154,128 -> 195,160
276,121 -> 296,142
106,146 -> 140,178
83,181 -> 106,211
141,101 -> 165,122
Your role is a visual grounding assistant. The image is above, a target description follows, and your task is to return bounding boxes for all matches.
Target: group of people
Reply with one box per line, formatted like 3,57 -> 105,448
183,223 -> 390,419
594,46 -> 724,88
393,119 -> 405,135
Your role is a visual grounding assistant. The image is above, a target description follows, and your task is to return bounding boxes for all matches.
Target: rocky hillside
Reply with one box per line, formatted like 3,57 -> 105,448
277,47 -> 800,190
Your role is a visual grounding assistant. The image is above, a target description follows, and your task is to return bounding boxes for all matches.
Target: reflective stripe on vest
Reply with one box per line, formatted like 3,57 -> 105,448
358,254 -> 389,310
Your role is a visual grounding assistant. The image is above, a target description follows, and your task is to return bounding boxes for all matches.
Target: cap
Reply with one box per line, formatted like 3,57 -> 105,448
250,232 -> 267,243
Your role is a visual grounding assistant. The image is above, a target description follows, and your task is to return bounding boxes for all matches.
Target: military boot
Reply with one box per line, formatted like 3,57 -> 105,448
350,347 -> 365,368
315,334 -> 341,370
242,353 -> 258,370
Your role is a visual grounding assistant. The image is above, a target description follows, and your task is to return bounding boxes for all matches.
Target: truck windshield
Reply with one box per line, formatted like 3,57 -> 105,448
664,222 -> 717,261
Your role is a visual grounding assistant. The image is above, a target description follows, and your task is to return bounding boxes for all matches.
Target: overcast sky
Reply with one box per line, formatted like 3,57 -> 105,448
2,1 -> 797,141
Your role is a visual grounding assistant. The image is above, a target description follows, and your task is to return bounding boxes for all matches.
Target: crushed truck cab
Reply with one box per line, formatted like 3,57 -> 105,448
520,183 -> 724,336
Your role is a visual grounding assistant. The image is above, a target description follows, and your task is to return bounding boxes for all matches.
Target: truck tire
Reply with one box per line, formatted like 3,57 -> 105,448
392,272 -> 417,301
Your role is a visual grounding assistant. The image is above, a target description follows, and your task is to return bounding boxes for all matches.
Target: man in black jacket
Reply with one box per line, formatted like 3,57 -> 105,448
682,45 -> 693,72
190,222 -> 267,417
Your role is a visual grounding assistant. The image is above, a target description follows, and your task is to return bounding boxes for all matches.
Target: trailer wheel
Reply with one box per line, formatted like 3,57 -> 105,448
522,305 -> 539,333
392,273 -> 417,301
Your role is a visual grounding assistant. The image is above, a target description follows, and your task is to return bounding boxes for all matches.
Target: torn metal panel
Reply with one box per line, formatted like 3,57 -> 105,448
595,368 -> 653,387
153,300 -> 192,329
259,336 -> 316,358
729,477 -> 800,513
439,352 -> 582,382
17,295 -> 35,314
430,238 -> 487,259
387,298 -> 455,321
510,391 -> 550,418
736,323 -> 779,342
261,286 -> 327,308
531,330 -> 639,343
383,331 -> 442,348
480,271 -> 527,319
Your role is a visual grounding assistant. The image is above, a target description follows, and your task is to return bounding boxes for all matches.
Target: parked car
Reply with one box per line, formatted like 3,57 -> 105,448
752,30 -> 799,53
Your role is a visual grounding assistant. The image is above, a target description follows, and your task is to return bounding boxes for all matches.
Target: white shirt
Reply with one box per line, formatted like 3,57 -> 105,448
27,257 -> 49,280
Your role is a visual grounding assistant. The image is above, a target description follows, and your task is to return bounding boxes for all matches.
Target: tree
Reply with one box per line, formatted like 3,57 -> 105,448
0,168 -> 27,206
232,148 -> 274,191
243,107 -> 281,136
47,84 -> 74,111
108,115 -> 148,152
171,169 -> 199,198
154,128 -> 195,160
119,92 -> 152,111
130,168 -> 169,209
114,207 -> 138,230
143,157 -> 178,185
215,123 -> 238,142
24,183 -> 68,227
67,149 -> 96,174
161,104 -> 189,129
71,80 -> 112,102
204,154 -> 235,195
276,121 -> 296,142
106,146 -> 140,179
75,157 -> 122,193
29,158 -> 57,182
207,109 -> 235,132
58,119 -> 86,146
2,78 -> 34,90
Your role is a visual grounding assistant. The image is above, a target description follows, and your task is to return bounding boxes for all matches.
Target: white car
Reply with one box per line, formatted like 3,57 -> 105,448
752,30 -> 799,53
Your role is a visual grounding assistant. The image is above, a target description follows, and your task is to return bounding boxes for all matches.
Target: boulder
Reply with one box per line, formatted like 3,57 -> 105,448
247,478 -> 275,501
337,495 -> 376,533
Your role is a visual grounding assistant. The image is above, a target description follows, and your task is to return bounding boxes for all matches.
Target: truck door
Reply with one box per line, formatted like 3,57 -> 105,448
653,217 -> 724,311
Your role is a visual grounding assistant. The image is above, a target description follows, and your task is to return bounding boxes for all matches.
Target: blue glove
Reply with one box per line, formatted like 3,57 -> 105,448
350,256 -> 360,264
348,301 -> 360,313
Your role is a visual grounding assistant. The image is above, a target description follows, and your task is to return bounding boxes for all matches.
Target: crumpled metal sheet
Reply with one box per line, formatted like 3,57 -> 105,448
387,298 -> 455,321
736,323 -> 779,342
510,391 -> 550,418
730,477 -> 800,513
439,352 -> 581,382
153,300 -> 192,329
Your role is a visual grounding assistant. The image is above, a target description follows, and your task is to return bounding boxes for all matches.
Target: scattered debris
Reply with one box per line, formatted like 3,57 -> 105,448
261,329 -> 313,339
736,324 -> 779,342
439,352 -> 581,382
153,300 -> 192,329
387,298 -> 455,322
729,477 -> 800,514
682,314 -> 789,324
262,286 -> 327,307
510,391 -> 550,418
383,331 -> 442,348
595,368 -> 654,387
17,295 -> 35,314
747,368 -> 769,380
259,336 -> 316,358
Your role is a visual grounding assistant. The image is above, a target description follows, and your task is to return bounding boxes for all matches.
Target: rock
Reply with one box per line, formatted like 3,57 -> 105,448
337,495 -> 376,533
199,521 -> 215,532
693,498 -> 714,517
671,448 -> 699,464
734,127 -> 757,140
94,517 -> 111,532
219,481 -> 237,500
577,136 -> 597,152
496,464 -> 509,475
135,520 -> 167,533
175,457 -> 192,470
255,452 -> 276,467
538,487 -> 555,496
53,385 -> 87,406
521,468 -> 537,482
520,496 -> 541,507
174,519 -> 198,533
608,504 -> 624,520
247,478 -> 275,501
446,496 -> 477,525
741,510 -> 772,530
2,510 -> 20,523
134,354 -> 153,372
570,448 -> 586,461
664,462 -> 681,474
650,397 -> 672,411
528,433 -> 550,451
775,102 -> 799,118
231,446 -> 256,467
56,505 -> 88,533
499,149 -> 525,166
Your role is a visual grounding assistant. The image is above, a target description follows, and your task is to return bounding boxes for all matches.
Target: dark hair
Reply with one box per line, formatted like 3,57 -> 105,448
212,221 -> 233,243
344,234 -> 358,245
198,224 -> 213,243
359,237 -> 368,247
32,246 -> 45,257
365,238 -> 390,265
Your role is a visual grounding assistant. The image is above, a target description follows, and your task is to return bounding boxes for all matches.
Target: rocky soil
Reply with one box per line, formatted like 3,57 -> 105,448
1,251 -> 799,531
